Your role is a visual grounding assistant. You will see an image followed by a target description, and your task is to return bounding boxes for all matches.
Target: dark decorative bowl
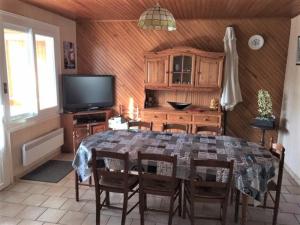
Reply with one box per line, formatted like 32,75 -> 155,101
168,101 -> 191,110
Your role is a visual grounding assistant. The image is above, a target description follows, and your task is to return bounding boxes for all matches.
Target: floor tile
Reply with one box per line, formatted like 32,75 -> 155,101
18,219 -> 43,225
8,183 -> 33,193
0,215 -> 21,225
283,193 -> 300,204
17,206 -> 47,220
0,202 -> 25,217
286,185 -> 300,195
106,215 -> 132,225
60,199 -> 86,211
23,194 -> 49,206
37,208 -> 66,223
277,212 -> 299,225
59,211 -> 88,225
2,192 -> 30,203
41,196 -> 67,208
26,184 -> 50,194
80,201 -> 96,214
82,213 -> 110,225
279,202 -> 300,214
44,187 -> 68,197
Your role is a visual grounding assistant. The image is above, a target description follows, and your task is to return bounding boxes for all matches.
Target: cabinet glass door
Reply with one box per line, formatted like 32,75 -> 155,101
171,55 -> 193,86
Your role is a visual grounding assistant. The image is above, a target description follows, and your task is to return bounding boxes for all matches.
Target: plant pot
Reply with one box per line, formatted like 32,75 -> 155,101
254,117 -> 275,128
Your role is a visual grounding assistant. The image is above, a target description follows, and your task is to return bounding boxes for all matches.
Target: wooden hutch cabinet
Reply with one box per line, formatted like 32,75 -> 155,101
144,55 -> 169,87
142,47 -> 225,133
61,109 -> 112,153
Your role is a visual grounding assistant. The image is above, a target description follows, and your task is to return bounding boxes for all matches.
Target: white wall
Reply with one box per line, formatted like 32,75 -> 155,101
278,15 -> 300,184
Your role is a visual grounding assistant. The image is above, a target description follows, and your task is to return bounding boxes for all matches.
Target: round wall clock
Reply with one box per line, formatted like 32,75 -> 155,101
248,35 -> 264,50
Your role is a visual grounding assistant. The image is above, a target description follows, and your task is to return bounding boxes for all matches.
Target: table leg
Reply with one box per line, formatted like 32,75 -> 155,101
241,193 -> 248,225
75,171 -> 79,202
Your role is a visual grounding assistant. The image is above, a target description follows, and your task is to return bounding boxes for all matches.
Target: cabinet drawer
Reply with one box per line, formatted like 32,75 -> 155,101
193,115 -> 220,125
168,114 -> 191,122
91,124 -> 106,134
143,112 -> 167,121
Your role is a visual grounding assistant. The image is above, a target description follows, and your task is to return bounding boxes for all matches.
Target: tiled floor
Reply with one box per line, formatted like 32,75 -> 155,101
1,154 -> 300,225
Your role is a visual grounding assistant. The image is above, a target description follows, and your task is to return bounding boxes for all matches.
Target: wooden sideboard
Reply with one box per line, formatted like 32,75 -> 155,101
142,46 -> 224,132
141,107 -> 223,133
61,109 -> 112,153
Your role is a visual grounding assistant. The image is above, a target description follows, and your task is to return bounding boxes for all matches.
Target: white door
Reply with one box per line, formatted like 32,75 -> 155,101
0,24 -> 12,190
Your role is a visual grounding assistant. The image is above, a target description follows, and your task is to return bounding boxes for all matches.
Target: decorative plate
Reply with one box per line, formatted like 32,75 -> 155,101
248,35 -> 264,50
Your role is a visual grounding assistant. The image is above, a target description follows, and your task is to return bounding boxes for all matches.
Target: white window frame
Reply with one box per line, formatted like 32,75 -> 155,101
0,10 -> 61,130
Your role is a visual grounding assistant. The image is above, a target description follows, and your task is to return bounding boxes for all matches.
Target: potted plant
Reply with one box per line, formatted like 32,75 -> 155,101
254,89 -> 275,128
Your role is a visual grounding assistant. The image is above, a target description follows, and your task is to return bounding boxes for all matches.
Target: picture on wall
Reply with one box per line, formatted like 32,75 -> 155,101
63,41 -> 76,69
297,36 -> 300,65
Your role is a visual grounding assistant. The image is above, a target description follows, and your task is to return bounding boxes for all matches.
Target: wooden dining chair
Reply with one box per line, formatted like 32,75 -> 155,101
92,149 -> 139,225
138,152 -> 182,225
162,123 -> 189,133
195,125 -> 222,136
128,121 -> 153,131
183,159 -> 234,225
234,138 -> 285,225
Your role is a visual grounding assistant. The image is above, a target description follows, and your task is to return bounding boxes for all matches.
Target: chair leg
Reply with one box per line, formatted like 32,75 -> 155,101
144,193 -> 147,210
89,176 -> 92,187
190,198 -> 195,225
75,171 -> 79,202
234,189 -> 240,223
121,192 -> 128,225
95,189 -> 101,225
139,191 -> 145,225
222,202 -> 228,225
105,191 -> 110,206
272,190 -> 281,225
263,192 -> 268,208
183,188 -> 186,219
178,182 -> 182,217
168,194 -> 175,225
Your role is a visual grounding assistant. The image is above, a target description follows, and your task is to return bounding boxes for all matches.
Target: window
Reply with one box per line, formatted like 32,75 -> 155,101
4,28 -> 37,119
0,14 -> 60,123
35,34 -> 57,110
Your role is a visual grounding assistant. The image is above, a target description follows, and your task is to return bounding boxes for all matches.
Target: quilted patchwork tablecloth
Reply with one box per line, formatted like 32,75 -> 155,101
73,130 -> 276,202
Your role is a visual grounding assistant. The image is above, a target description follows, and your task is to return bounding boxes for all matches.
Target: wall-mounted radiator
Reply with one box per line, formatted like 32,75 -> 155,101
22,128 -> 64,166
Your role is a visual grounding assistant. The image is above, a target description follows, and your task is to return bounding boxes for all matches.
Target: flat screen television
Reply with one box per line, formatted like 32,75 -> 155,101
62,74 -> 115,112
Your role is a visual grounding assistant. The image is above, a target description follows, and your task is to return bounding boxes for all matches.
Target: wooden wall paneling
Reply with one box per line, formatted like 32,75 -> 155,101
77,19 -> 290,144
22,0 -> 300,20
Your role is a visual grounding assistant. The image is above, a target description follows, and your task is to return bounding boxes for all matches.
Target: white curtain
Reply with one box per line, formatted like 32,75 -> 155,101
221,26 -> 243,111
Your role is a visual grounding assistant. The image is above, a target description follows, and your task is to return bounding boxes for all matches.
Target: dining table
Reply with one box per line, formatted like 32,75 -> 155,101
72,129 -> 277,225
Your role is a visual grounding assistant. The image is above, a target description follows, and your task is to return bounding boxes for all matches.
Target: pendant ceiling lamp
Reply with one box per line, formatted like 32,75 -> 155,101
138,3 -> 176,31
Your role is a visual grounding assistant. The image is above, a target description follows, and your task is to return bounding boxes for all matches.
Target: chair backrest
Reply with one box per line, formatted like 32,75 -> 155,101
190,159 -> 234,199
92,148 -> 130,190
195,125 -> 221,136
137,152 -> 178,189
268,137 -> 285,189
162,123 -> 189,133
128,121 -> 153,131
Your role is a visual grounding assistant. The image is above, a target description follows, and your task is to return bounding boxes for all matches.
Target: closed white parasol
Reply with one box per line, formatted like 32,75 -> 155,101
221,26 -> 243,111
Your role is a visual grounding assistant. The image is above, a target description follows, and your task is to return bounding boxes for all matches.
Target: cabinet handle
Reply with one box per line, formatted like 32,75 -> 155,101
154,115 -> 158,118
179,116 -> 183,119
204,117 -> 209,121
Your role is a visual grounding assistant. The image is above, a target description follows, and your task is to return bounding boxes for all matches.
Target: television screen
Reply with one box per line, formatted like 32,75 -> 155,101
62,75 -> 115,111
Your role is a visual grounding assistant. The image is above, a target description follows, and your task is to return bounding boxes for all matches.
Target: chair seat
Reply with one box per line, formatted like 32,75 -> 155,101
185,183 -> 226,199
267,180 -> 277,191
143,178 -> 180,193
100,175 -> 138,190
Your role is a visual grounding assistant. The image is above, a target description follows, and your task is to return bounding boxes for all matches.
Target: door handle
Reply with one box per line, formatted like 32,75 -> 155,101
3,82 -> 8,94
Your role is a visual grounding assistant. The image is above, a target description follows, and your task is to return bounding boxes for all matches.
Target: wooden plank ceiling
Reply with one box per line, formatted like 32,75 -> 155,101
21,0 -> 300,20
